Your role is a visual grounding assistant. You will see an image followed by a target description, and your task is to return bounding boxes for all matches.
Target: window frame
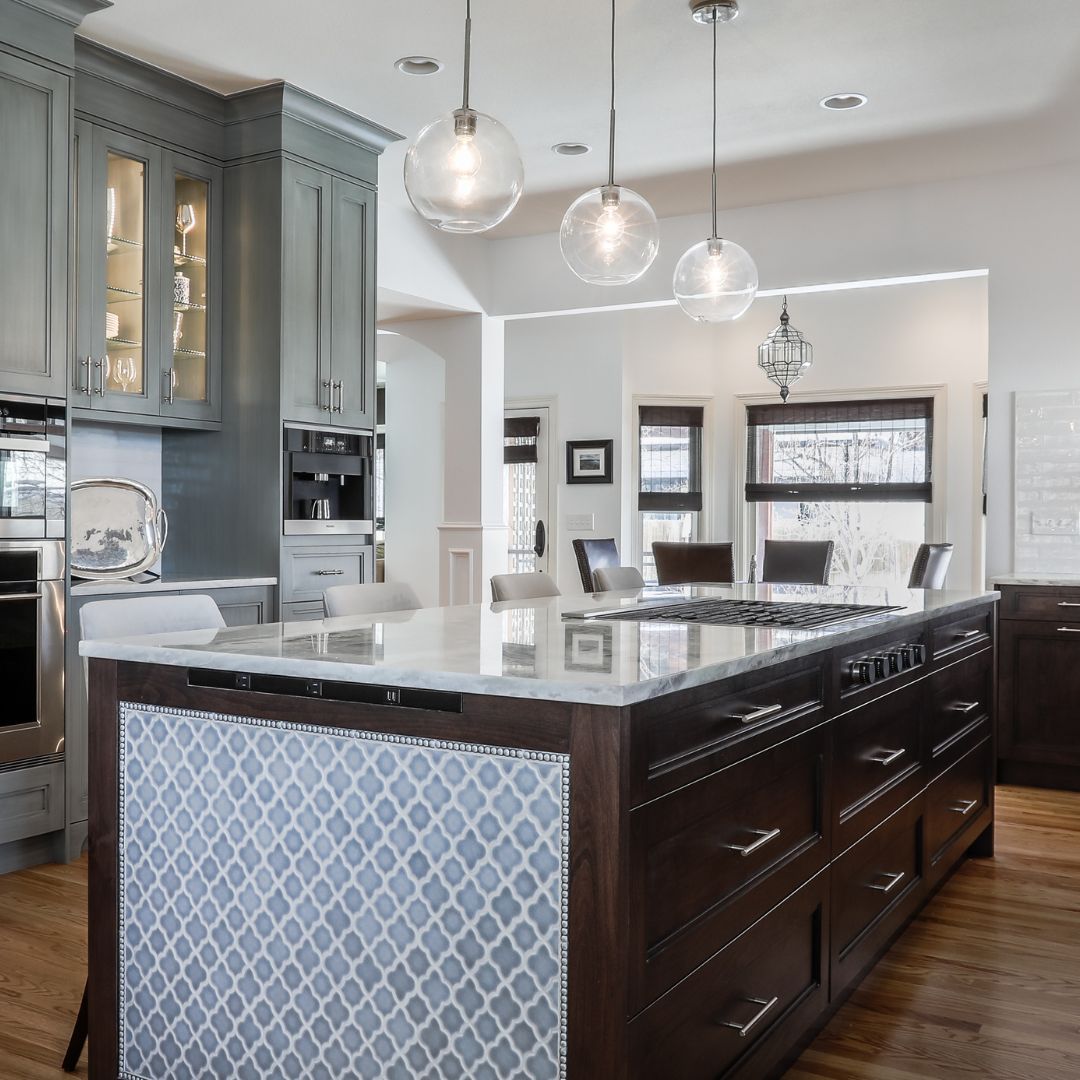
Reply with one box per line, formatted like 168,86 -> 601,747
734,385 -> 947,579
631,394 -> 714,574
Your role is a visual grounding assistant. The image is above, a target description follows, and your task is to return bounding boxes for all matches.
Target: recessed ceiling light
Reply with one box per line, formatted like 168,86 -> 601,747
552,142 -> 591,156
394,56 -> 443,76
820,93 -> 868,111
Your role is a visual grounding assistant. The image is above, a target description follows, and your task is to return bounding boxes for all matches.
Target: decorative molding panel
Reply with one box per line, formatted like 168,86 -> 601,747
446,547 -> 476,606
118,704 -> 570,1080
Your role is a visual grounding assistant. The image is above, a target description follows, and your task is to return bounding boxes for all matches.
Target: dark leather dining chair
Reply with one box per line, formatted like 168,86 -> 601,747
760,540 -> 835,585
908,542 -> 953,589
572,537 -> 621,592
651,542 -> 736,586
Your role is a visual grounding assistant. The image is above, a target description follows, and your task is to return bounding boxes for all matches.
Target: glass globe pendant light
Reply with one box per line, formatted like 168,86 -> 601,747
559,0 -> 659,286
404,0 -> 524,233
673,1 -> 758,322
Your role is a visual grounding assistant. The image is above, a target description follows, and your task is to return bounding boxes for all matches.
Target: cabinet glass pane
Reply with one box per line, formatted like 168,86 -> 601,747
171,174 -> 209,404
105,153 -> 146,397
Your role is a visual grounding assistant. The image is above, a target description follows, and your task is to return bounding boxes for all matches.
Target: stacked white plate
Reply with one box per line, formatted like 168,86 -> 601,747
105,311 -> 119,339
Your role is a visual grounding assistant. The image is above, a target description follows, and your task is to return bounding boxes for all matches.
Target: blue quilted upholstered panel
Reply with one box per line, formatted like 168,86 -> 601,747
118,704 -> 571,1080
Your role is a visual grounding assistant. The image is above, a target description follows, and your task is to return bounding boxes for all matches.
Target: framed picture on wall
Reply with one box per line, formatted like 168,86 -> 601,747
566,439 -> 613,485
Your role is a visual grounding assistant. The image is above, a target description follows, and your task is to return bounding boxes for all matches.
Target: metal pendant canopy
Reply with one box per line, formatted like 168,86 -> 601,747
690,0 -> 740,25
757,296 -> 814,402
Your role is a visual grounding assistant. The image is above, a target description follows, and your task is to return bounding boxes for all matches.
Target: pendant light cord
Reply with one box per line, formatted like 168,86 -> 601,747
710,15 -> 718,238
462,0 -> 472,110
607,0 -> 617,187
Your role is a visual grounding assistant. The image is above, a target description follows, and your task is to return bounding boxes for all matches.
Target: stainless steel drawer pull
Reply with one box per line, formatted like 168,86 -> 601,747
951,701 -> 980,714
1057,627 -> 1080,634
0,593 -> 43,603
719,996 -> 779,1038
867,748 -> 906,766
955,629 -> 982,640
315,569 -> 345,576
949,798 -> 979,816
867,870 -> 906,894
1058,601 -> 1080,608
730,703 -> 783,725
724,827 -> 781,857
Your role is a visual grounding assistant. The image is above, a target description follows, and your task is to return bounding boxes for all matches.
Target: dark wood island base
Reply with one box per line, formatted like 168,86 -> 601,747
87,597 -> 996,1079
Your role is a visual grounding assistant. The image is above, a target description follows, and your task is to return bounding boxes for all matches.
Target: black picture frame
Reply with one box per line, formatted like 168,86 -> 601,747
564,624 -> 613,673
566,439 -> 614,485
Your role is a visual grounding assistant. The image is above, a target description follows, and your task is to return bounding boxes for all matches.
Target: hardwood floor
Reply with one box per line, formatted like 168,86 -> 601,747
0,788 -> 1077,1079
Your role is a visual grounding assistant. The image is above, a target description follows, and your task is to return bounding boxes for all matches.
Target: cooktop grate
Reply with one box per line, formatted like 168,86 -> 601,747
580,597 -> 902,629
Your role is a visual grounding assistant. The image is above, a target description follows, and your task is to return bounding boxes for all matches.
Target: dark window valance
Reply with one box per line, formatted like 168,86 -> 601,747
504,416 -> 540,464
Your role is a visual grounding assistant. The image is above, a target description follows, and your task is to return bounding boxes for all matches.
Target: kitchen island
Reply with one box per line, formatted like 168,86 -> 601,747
82,584 -> 998,1079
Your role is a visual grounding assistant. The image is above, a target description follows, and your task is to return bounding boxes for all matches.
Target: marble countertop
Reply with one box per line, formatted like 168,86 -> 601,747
71,576 -> 277,597
992,575 -> 1080,587
80,583 -> 998,706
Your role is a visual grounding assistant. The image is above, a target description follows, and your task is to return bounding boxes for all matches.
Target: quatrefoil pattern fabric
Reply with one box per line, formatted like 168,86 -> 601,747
118,704 -> 570,1080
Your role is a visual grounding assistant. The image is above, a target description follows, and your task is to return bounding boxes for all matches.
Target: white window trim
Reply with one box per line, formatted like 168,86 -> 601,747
973,380 -> 988,592
505,396 -> 559,583
630,393 -> 715,572
732,384 -> 948,579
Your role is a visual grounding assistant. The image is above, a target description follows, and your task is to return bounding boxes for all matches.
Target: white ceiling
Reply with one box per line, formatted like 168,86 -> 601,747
81,0 -> 1080,237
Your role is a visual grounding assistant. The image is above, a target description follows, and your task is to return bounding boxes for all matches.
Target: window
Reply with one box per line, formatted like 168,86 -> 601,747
375,385 -> 385,567
638,404 -> 704,584
504,415 -> 541,576
746,398 -> 933,586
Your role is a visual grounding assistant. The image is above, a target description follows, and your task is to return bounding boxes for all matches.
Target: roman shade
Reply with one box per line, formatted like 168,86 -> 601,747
638,405 -> 704,512
504,416 -> 540,464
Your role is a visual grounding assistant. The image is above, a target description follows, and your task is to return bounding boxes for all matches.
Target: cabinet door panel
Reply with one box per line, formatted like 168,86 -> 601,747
330,178 -> 375,429
282,159 -> 332,424
0,52 -> 68,395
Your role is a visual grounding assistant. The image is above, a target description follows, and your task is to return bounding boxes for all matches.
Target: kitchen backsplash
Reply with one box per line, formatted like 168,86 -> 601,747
1015,390 -> 1080,572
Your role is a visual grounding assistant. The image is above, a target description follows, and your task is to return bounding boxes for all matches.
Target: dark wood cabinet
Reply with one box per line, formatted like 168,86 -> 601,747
998,583 -> 1080,789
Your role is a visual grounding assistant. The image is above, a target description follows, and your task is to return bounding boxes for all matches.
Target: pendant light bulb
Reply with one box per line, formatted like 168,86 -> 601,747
404,2 -> 524,233
559,0 -> 659,285
674,3 -> 758,322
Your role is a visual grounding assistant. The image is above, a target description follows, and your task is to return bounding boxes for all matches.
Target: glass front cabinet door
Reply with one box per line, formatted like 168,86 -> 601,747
73,123 -> 221,424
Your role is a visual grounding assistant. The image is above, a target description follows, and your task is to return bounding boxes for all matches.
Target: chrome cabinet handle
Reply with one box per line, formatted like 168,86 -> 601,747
867,748 -> 906,766
867,870 -> 906,894
315,569 -> 345,576
0,593 -> 43,602
719,996 -> 779,1038
951,701 -> 980,714
955,629 -> 982,640
93,357 -> 106,396
1057,627 -> 1080,634
321,379 -> 333,411
724,827 -> 781,857
729,703 -> 783,725
949,798 -> 979,816
162,368 -> 176,405
77,356 -> 91,395
334,380 -> 344,413
1057,601 -> 1080,608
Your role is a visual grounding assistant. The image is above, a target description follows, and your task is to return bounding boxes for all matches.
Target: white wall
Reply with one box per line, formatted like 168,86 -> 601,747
505,276 -> 988,593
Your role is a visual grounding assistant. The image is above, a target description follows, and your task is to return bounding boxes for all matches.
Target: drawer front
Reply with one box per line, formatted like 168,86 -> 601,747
931,606 -> 994,663
635,663 -> 825,803
283,549 -> 363,604
928,647 -> 992,765
0,762 -> 64,845
834,680 -> 924,853
629,873 -> 827,1080
926,737 -> 992,867
831,796 -> 923,997
632,724 -> 828,1009
281,600 -> 325,623
999,584 -> 1080,622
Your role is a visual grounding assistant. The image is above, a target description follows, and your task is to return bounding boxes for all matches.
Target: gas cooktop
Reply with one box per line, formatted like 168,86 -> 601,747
574,596 -> 903,630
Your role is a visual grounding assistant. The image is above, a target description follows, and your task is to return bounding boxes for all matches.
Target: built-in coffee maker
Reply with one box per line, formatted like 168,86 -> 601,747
282,425 -> 373,536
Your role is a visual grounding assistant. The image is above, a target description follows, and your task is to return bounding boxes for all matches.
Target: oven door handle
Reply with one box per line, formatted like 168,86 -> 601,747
0,592 -> 42,602
0,435 -> 49,453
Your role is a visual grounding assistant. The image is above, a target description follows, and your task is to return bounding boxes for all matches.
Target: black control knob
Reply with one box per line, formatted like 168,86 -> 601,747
869,656 -> 887,679
910,643 -> 926,665
887,651 -> 901,675
853,659 -> 874,685
898,645 -> 913,669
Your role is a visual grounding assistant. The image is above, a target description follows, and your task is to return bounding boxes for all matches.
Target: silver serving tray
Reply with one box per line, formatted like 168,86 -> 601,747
70,477 -> 169,580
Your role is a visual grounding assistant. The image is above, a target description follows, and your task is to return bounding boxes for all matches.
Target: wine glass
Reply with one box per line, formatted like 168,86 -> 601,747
176,203 -> 196,256
172,312 -> 184,351
113,356 -> 137,394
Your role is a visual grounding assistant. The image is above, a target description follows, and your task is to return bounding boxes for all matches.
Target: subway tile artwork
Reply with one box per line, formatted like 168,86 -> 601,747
1015,391 -> 1080,573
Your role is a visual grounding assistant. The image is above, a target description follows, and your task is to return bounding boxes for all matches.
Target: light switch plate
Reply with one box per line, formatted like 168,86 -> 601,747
1031,511 -> 1080,536
566,513 -> 595,532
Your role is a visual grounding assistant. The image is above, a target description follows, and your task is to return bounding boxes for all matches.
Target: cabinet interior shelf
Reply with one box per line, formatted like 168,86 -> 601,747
106,338 -> 142,350
174,301 -> 206,313
174,347 -> 206,358
107,236 -> 142,254
174,251 -> 206,268
106,284 -> 140,300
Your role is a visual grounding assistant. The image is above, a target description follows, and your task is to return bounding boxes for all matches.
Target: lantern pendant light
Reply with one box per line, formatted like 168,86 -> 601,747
559,0 -> 660,286
758,295 -> 814,401
404,0 -> 524,233
673,0 -> 758,322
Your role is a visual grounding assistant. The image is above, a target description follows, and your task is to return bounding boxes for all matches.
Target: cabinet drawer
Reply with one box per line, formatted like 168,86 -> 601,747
928,648 -> 992,767
282,600 -> 325,623
633,663 -> 825,803
926,737 -> 992,869
999,584 -> 1080,622
930,606 -> 994,663
631,724 -> 828,1010
0,762 -> 64,845
283,549 -> 363,604
831,796 -> 923,998
628,873 -> 827,1080
834,680 -> 924,854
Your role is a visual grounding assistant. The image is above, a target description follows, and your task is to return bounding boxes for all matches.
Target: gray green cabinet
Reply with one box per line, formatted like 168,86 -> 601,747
0,48 -> 70,396
282,160 -> 376,430
73,120 -> 223,426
